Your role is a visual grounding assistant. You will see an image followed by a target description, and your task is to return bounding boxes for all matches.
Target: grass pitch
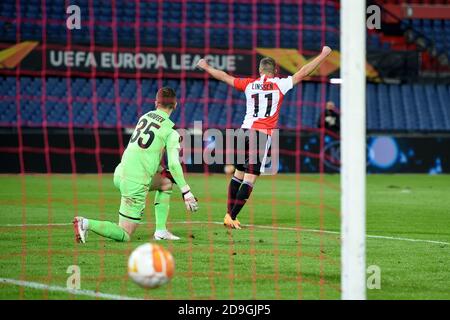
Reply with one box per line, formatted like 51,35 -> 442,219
0,174 -> 449,300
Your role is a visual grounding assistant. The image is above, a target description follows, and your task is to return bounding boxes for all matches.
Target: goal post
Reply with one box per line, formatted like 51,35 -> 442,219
340,0 -> 367,300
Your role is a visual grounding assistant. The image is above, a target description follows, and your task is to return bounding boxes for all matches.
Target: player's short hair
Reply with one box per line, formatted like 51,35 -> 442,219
259,57 -> 277,75
326,101 -> 335,109
156,87 -> 177,109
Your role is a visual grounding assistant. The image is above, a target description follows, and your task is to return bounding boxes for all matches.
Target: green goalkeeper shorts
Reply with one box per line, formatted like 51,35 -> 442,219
113,174 -> 149,223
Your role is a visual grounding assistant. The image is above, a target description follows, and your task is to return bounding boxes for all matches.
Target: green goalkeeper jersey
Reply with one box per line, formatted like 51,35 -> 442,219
114,109 -> 187,188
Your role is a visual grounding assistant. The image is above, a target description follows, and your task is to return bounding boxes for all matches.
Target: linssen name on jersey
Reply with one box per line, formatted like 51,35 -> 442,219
233,75 -> 293,132
251,82 -> 274,91
148,112 -> 166,123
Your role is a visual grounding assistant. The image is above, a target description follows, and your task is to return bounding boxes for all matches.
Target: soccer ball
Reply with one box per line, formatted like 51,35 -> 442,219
127,243 -> 175,288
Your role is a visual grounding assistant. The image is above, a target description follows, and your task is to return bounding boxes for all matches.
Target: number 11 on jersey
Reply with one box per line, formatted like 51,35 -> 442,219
251,93 -> 274,118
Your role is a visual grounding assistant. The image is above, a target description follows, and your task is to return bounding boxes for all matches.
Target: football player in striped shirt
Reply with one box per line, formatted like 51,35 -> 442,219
197,46 -> 332,229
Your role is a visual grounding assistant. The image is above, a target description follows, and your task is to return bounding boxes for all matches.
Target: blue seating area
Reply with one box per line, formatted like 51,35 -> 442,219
403,19 -> 450,59
1,76 -> 450,132
0,0 -> 389,51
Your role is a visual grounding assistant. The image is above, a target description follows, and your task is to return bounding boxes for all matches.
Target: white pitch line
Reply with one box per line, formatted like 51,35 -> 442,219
0,278 -> 143,300
1,221 -> 448,246
361,234 -> 449,245
199,221 -> 450,246
1,223 -> 71,227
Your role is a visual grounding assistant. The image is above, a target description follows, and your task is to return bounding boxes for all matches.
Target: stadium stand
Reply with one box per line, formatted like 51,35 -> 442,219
0,0 -> 448,133
402,19 -> 450,59
1,76 -> 450,132
0,0 -> 397,51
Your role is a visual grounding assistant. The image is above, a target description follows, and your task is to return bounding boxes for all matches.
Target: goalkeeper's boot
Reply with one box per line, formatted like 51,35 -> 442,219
154,230 -> 180,241
223,213 -> 242,230
73,216 -> 88,244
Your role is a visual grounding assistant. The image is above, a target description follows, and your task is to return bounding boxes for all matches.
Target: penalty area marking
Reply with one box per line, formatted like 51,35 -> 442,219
1,221 -> 448,246
0,277 -> 143,300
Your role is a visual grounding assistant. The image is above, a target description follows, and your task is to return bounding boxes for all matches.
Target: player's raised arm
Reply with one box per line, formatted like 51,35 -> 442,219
196,58 -> 236,87
292,46 -> 332,85
166,131 -> 199,212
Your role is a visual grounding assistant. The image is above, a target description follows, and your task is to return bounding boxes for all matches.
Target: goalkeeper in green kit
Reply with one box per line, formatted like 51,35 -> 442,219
73,87 -> 199,243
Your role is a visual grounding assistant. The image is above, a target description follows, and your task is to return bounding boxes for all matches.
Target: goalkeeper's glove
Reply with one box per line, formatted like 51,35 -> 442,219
181,185 -> 199,212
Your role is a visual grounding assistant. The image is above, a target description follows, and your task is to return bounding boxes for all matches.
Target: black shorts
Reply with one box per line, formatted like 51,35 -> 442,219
161,167 -> 176,184
232,129 -> 272,176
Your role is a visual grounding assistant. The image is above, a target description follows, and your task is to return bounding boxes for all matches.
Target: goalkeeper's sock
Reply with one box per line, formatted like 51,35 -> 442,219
86,219 -> 130,242
227,176 -> 242,213
154,190 -> 172,231
230,181 -> 253,219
